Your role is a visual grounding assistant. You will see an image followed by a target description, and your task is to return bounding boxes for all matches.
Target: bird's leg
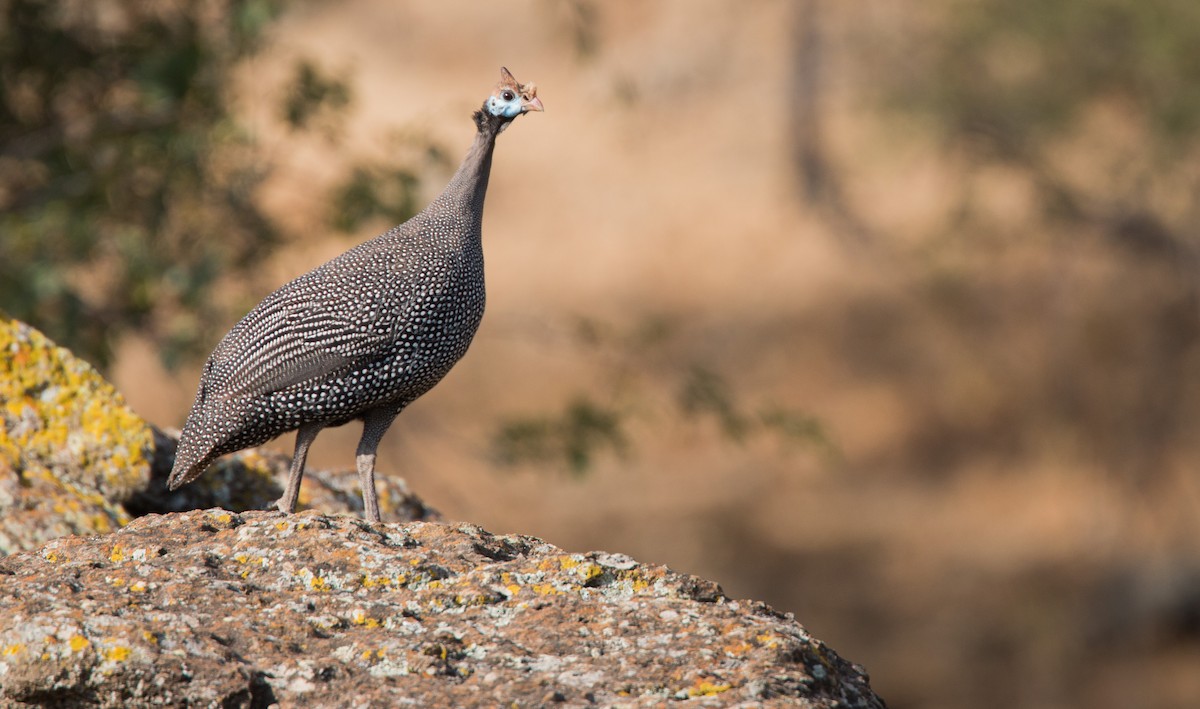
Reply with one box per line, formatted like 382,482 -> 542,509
276,421 -> 325,514
356,410 -> 398,523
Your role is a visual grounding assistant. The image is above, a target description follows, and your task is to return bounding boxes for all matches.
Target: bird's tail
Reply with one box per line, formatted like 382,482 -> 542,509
167,436 -> 216,490
166,387 -> 222,490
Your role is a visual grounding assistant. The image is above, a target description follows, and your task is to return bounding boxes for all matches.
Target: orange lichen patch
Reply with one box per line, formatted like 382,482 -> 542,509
68,634 -> 90,652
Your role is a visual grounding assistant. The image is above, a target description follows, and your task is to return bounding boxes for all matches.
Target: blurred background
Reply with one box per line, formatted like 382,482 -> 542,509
4,0 -> 1200,706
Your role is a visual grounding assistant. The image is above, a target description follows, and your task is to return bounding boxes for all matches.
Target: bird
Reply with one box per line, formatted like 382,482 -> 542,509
167,67 -> 543,522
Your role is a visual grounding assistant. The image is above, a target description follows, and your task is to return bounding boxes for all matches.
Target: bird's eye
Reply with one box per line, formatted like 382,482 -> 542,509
501,90 -> 515,102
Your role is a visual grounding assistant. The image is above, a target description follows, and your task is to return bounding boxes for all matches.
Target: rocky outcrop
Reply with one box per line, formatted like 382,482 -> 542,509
0,317 -> 152,554
0,315 -> 436,556
0,510 -> 884,707
0,316 -> 886,706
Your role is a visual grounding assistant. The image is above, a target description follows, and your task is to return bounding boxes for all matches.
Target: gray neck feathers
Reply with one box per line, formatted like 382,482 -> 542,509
443,123 -> 498,221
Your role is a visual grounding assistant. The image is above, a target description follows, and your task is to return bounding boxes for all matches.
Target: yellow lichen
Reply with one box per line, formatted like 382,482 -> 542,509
360,648 -> 386,661
0,317 -> 153,542
351,610 -> 379,628
688,680 -> 732,697
2,643 -> 24,656
298,570 -> 328,591
756,633 -> 780,649
68,635 -> 90,652
103,646 -> 131,662
109,545 -> 125,563
615,569 -> 652,593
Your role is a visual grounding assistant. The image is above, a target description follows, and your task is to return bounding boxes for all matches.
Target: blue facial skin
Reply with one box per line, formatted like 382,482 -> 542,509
487,92 -> 524,118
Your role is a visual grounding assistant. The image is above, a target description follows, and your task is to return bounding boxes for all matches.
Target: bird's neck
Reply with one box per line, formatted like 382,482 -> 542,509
438,113 -> 505,223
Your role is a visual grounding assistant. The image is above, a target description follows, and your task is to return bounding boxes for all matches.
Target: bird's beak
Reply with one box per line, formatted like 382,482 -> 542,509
523,96 -> 544,113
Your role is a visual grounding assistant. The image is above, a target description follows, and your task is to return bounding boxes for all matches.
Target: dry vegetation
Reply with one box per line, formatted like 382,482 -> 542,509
82,1 -> 1200,707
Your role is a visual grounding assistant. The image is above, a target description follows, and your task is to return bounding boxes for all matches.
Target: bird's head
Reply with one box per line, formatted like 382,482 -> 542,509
477,67 -> 543,133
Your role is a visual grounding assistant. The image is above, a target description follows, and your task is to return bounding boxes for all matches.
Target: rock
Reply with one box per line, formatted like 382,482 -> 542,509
0,316 -> 437,555
0,317 -> 884,704
0,510 -> 885,708
0,316 -> 152,554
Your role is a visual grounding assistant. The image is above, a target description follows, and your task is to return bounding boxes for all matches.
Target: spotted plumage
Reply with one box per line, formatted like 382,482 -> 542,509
168,68 -> 543,522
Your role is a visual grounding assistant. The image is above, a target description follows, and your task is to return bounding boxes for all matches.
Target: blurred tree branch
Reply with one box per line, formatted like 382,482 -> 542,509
788,0 -> 876,248
0,0 -> 435,372
489,314 -> 837,475
0,0 -> 288,368
865,0 -> 1200,485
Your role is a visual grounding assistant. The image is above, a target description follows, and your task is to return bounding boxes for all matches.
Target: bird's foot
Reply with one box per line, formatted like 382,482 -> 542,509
266,497 -> 296,514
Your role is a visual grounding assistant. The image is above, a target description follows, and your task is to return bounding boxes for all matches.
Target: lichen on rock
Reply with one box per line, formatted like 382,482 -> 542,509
0,511 -> 886,708
0,315 -> 153,553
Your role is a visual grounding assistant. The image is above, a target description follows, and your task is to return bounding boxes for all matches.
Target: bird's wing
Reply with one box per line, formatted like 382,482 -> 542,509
206,268 -> 402,402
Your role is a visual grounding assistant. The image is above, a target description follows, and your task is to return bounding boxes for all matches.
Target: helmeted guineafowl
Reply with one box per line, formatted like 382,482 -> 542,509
168,67 -> 543,522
